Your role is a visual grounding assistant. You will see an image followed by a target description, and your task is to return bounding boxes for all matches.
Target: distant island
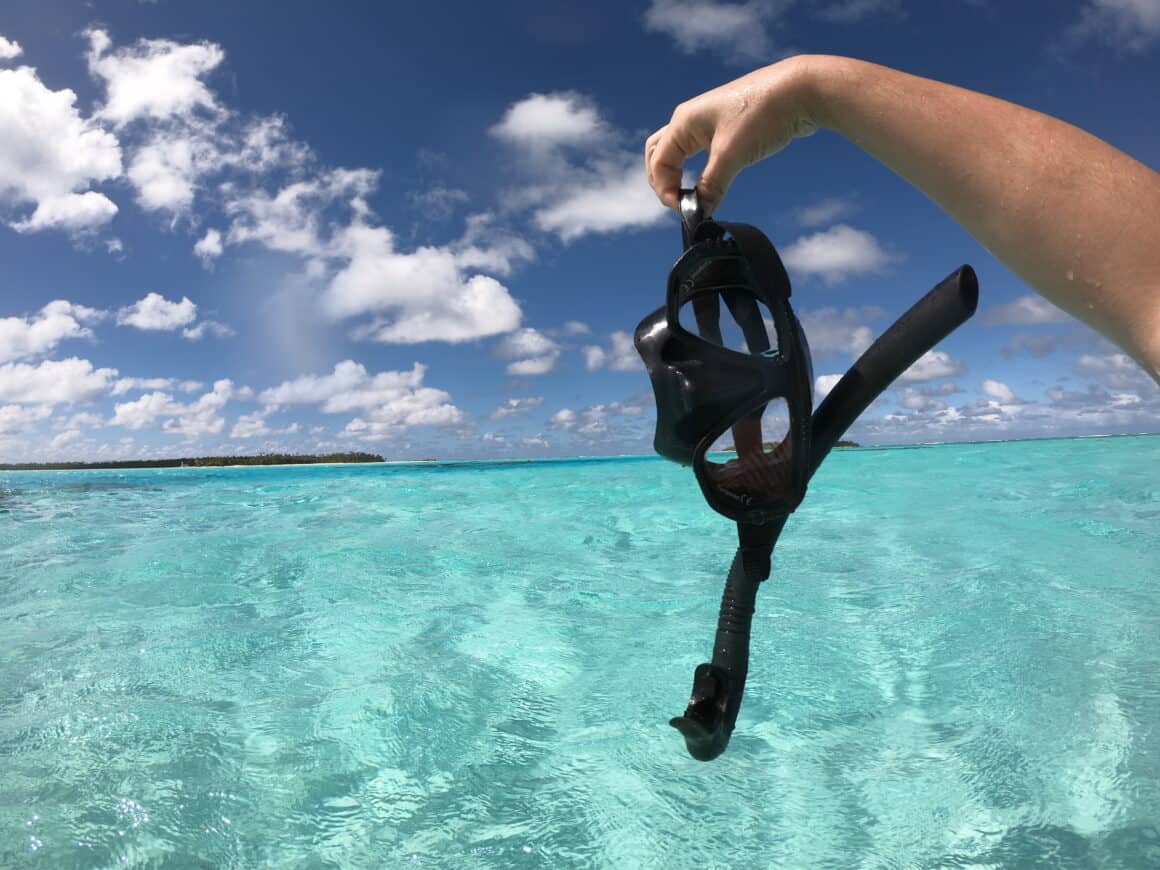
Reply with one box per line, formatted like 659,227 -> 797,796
0,452 -> 384,471
722,439 -> 860,453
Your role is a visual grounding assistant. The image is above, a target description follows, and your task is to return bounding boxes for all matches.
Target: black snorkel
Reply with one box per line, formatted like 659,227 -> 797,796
635,189 -> 979,761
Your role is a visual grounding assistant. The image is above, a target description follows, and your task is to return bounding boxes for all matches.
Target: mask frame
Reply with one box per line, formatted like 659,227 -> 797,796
635,195 -> 814,524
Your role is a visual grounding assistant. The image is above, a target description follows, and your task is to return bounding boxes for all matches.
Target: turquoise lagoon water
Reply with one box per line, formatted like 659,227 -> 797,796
1,436 -> 1159,868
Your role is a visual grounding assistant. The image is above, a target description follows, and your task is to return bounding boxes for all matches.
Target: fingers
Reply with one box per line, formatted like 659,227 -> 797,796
644,129 -> 665,202
646,102 -> 739,215
645,123 -> 693,210
697,141 -> 742,216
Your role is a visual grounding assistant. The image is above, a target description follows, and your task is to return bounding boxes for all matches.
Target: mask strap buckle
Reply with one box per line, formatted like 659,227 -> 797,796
679,188 -> 706,250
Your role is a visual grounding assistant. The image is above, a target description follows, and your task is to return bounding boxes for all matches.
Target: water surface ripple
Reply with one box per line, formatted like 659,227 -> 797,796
1,437 -> 1159,867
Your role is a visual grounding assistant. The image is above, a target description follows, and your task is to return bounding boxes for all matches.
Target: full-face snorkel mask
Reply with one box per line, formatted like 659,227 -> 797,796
636,189 -> 979,761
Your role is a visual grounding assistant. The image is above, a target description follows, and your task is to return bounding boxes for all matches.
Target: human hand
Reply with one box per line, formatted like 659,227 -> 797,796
644,56 -> 821,215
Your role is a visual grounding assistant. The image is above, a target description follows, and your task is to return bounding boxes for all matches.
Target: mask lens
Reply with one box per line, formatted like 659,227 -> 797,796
679,283 -> 795,513
700,397 -> 794,510
677,285 -> 780,356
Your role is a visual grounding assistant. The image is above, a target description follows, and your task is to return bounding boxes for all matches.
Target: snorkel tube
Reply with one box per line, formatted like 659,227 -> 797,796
640,190 -> 979,761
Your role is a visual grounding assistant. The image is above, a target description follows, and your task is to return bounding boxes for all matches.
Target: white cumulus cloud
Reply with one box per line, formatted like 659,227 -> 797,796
60,411 -> 105,429
225,168 -> 378,256
0,35 -> 23,61
583,346 -> 606,370
795,196 -> 858,227
1003,332 -> 1061,358
982,379 -> 1017,403
80,32 -> 532,348
324,222 -> 524,343
117,293 -> 198,331
194,228 -> 223,265
409,186 -> 469,221
218,166 -> 530,345
781,225 -> 897,284
182,320 -> 233,341
85,31 -> 314,221
506,355 -> 557,376
109,392 -> 180,429
815,0 -> 903,22
112,376 -> 203,396
815,373 -> 844,403
49,429 -> 83,450
898,387 -> 946,412
230,408 -> 298,439
259,360 -> 370,408
532,161 -> 668,241
0,65 -> 121,233
110,378 -> 240,436
0,300 -> 104,364
492,94 -> 668,241
13,191 -> 119,233
642,0 -> 789,61
490,92 -> 607,152
0,403 -> 52,435
87,28 -> 224,125
0,357 -> 117,404
1077,351 -> 1151,390
548,400 -> 643,436
899,350 -> 963,383
259,360 -> 464,438
1070,0 -> 1160,52
451,212 -> 535,276
984,293 -> 1073,325
582,331 -> 642,371
126,133 -> 210,213
495,328 -> 560,375
490,396 -> 544,419
798,306 -> 884,357
230,411 -> 272,439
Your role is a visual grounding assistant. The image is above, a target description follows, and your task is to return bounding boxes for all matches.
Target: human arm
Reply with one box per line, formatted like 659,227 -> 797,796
644,55 -> 1160,382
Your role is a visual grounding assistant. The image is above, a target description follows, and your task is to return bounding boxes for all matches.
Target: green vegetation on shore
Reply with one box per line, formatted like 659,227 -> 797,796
0,452 -> 384,471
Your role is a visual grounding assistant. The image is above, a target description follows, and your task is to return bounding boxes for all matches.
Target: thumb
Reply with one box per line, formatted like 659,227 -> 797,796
697,145 -> 744,216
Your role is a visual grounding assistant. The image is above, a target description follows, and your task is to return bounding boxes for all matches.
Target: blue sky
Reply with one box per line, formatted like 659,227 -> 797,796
1,0 -> 1158,462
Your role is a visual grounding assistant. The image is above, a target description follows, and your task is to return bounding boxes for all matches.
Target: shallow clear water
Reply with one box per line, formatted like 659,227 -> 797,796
1,437 -> 1159,868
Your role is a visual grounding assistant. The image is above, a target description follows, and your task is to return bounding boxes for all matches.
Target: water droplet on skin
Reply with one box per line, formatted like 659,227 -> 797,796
1066,270 -> 1074,281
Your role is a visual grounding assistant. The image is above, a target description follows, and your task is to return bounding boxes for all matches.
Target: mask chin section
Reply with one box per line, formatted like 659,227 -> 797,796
701,398 -> 793,513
